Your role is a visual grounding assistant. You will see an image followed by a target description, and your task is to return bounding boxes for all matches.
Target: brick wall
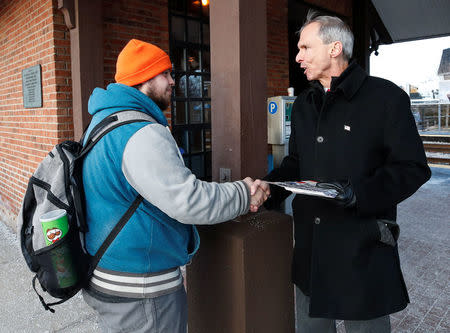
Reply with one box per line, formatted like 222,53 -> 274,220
0,0 -> 288,228
0,0 -> 72,228
102,0 -> 171,122
267,0 -> 290,97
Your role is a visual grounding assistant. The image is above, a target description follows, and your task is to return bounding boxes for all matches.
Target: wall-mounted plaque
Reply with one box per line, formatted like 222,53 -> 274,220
22,64 -> 42,108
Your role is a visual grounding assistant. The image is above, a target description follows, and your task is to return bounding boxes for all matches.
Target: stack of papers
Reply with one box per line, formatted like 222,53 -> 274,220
267,181 -> 338,198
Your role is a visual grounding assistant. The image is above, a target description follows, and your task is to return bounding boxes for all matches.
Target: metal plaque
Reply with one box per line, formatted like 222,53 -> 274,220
22,65 -> 42,108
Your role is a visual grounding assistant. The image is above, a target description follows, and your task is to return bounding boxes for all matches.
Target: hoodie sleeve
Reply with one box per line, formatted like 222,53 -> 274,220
122,123 -> 250,224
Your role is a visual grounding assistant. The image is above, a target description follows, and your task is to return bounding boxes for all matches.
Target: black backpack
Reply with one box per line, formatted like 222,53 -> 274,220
17,110 -> 155,312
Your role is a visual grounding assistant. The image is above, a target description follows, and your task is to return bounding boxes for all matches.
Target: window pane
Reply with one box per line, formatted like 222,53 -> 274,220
187,49 -> 200,71
191,155 -> 205,179
201,50 -> 210,72
202,2 -> 210,17
174,101 -> 187,125
205,129 -> 211,150
172,47 -> 186,71
187,75 -> 202,97
173,130 -> 189,154
203,74 -> 211,98
203,23 -> 210,45
187,19 -> 201,43
189,102 -> 202,124
170,0 -> 185,15
175,73 -> 187,97
183,155 -> 190,168
205,151 -> 212,178
169,0 -> 212,181
204,102 -> 211,123
171,16 -> 185,42
187,0 -> 201,17
190,130 -> 203,153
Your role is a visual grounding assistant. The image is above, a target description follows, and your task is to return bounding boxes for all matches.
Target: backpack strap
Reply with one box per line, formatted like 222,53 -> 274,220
79,111 -> 149,285
73,110 -> 155,233
32,275 -> 69,313
80,110 -> 156,158
91,195 -> 144,269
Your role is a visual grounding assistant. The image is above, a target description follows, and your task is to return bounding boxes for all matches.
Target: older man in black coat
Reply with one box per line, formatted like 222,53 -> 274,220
264,10 -> 431,333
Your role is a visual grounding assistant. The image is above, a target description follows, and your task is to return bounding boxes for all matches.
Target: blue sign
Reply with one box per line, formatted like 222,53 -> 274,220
268,101 -> 278,114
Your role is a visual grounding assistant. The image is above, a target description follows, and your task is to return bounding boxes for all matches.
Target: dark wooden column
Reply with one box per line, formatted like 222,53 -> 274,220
210,0 -> 268,181
58,0 -> 103,140
187,0 -> 294,332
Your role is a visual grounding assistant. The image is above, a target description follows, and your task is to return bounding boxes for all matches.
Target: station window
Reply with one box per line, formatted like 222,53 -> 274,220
169,0 -> 211,180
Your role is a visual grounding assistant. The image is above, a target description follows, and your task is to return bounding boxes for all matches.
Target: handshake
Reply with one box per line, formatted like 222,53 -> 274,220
243,177 -> 271,213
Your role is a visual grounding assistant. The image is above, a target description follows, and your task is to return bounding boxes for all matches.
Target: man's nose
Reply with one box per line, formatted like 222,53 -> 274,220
169,76 -> 175,86
295,51 -> 302,64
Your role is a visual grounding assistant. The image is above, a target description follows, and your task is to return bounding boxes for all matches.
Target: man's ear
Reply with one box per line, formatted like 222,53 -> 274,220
330,41 -> 343,58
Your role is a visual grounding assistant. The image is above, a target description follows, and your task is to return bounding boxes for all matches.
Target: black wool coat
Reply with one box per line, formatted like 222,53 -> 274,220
265,62 -> 431,320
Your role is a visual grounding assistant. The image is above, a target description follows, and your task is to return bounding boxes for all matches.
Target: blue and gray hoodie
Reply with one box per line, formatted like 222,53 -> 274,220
83,83 -> 250,298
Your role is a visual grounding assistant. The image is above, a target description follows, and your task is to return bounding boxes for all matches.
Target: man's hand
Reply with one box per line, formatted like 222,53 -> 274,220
243,177 -> 271,212
316,180 -> 356,208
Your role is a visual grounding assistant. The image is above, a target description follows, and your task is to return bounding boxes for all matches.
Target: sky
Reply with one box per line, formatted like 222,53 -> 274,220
370,36 -> 450,98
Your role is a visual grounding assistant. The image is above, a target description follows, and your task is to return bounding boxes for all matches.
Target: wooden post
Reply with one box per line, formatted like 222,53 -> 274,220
187,0 -> 294,332
58,0 -> 103,140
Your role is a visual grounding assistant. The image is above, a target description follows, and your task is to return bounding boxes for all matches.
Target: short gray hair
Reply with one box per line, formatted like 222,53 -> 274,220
299,10 -> 354,61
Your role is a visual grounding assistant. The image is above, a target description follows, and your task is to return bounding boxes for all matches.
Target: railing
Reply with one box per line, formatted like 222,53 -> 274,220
411,100 -> 450,133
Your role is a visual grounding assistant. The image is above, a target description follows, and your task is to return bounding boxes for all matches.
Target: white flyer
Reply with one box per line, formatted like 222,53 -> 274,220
267,180 -> 338,198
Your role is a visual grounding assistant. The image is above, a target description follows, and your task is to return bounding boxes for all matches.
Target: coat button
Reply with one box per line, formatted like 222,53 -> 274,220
314,217 -> 321,224
317,136 -> 324,143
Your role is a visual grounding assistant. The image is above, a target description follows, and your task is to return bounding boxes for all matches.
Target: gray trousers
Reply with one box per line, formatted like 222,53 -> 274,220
295,286 -> 391,333
83,286 -> 187,333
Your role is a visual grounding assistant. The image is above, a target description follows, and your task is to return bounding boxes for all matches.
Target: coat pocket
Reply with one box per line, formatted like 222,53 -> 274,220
360,218 -> 381,246
376,219 -> 400,247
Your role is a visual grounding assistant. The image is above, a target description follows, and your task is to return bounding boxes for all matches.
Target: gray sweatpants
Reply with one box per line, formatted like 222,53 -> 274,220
295,286 -> 391,333
83,286 -> 187,333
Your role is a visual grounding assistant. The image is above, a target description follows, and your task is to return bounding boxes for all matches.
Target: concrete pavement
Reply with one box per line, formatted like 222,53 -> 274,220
0,221 -> 100,332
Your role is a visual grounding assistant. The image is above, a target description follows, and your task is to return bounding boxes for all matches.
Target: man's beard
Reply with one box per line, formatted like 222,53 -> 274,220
148,90 -> 171,111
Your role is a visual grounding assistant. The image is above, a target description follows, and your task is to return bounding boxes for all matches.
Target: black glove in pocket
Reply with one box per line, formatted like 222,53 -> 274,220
376,219 -> 400,247
316,180 -> 356,208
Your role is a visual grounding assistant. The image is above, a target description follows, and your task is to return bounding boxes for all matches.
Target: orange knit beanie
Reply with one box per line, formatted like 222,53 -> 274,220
115,39 -> 172,86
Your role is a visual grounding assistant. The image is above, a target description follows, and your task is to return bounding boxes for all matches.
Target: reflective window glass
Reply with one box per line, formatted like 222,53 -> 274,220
190,102 -> 202,124
174,101 -> 187,125
191,155 -> 205,178
170,0 -> 185,14
171,16 -> 185,42
187,19 -> 201,43
202,1 -> 210,17
187,50 -> 200,71
205,151 -> 212,178
170,0 -> 211,180
190,130 -> 203,153
173,130 -> 189,154
204,129 -> 211,150
203,74 -> 211,98
187,0 -> 201,17
183,156 -> 190,168
203,24 -> 210,45
175,73 -> 186,97
187,75 -> 202,97
201,50 -> 210,72
172,47 -> 186,71
204,102 -> 211,124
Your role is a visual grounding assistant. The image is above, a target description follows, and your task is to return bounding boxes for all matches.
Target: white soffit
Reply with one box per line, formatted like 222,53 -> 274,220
372,0 -> 450,42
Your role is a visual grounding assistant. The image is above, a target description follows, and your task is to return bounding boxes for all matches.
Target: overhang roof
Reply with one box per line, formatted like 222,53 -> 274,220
372,0 -> 450,43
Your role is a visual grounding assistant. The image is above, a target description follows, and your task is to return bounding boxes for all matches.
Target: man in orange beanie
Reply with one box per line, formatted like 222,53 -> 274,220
81,39 -> 270,333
